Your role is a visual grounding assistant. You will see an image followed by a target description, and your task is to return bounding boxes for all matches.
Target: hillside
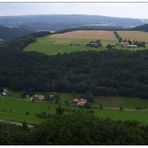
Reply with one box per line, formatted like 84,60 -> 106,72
0,14 -> 146,31
0,25 -> 33,41
131,24 -> 148,32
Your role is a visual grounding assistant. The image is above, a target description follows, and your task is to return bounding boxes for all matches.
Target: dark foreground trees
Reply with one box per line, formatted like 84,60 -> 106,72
1,114 -> 148,144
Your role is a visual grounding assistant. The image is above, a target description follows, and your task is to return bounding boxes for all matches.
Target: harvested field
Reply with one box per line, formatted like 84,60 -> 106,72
118,31 -> 148,42
50,30 -> 116,41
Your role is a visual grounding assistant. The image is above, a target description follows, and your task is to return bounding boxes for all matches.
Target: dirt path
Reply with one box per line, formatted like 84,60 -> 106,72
0,119 -> 34,128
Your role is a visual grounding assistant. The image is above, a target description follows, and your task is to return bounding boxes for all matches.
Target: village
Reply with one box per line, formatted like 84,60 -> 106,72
0,88 -> 94,108
69,39 -> 146,50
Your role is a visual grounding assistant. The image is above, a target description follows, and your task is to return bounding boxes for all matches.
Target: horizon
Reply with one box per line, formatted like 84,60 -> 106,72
0,13 -> 147,20
0,3 -> 148,19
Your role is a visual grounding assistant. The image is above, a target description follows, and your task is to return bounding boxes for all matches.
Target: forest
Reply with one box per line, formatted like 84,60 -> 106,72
0,113 -> 148,145
0,32 -> 148,99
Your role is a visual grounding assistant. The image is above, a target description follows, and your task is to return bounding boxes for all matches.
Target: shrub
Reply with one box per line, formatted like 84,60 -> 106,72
36,112 -> 48,119
135,106 -> 143,110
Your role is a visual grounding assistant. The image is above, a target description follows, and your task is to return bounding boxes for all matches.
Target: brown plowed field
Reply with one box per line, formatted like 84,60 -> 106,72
50,30 -> 116,41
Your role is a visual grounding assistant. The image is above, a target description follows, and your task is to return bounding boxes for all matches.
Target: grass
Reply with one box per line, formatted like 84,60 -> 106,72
24,36 -> 116,55
94,109 -> 148,124
24,34 -> 148,56
94,96 -> 148,109
1,91 -> 148,124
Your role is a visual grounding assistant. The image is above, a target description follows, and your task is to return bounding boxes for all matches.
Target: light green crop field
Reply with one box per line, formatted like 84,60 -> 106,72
1,91 -> 148,124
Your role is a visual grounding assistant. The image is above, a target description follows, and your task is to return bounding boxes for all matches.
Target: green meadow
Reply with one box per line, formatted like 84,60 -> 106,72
1,91 -> 148,124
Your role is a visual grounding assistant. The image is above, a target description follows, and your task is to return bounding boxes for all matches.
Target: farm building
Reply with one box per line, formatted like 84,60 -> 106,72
121,41 -> 129,47
86,40 -> 101,48
127,45 -> 138,48
72,98 -> 87,106
30,94 -> 45,101
0,88 -> 8,96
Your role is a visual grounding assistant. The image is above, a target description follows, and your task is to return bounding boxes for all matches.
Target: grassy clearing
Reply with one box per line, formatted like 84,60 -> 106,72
94,96 -> 148,109
24,36 -> 112,55
1,92 -> 148,124
94,109 -> 148,124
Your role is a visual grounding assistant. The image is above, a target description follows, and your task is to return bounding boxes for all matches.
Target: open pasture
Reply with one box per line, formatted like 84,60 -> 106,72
1,92 -> 148,124
118,31 -> 148,42
51,30 -> 116,40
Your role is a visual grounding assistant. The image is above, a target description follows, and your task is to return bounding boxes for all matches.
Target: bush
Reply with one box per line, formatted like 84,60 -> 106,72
25,111 -> 30,115
56,105 -> 64,115
135,106 -> 143,110
36,112 -> 48,119
119,106 -> 123,111
99,104 -> 103,109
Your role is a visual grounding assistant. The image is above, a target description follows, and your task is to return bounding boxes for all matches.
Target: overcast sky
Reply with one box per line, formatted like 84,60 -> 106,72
0,3 -> 148,19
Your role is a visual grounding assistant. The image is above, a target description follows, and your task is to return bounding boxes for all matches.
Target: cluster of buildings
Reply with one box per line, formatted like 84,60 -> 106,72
26,94 -> 45,101
86,40 -> 101,48
72,98 -> 88,106
121,41 -> 138,48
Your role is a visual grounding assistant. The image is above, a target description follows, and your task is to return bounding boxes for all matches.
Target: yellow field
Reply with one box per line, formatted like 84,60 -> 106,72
50,30 -> 116,41
118,31 -> 148,42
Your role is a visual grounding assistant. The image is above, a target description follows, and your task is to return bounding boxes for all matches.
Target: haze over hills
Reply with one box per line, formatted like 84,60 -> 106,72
0,25 -> 33,41
0,14 -> 147,32
131,24 -> 148,32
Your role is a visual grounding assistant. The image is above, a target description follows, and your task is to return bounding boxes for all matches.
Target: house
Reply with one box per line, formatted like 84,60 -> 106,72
86,40 -> 101,48
121,41 -> 129,47
0,88 -> 8,96
127,45 -> 138,48
72,98 -> 87,106
31,94 -> 45,101
72,98 -> 79,104
78,98 -> 87,106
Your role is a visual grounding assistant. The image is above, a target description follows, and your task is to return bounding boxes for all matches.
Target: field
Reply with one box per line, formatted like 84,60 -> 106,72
24,30 -> 118,55
24,30 -> 148,55
24,36 -> 116,55
50,30 -> 116,40
118,31 -> 148,42
1,91 -> 148,124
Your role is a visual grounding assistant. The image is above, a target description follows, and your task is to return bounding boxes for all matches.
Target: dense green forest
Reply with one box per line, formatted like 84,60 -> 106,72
1,113 -> 148,145
0,32 -> 148,99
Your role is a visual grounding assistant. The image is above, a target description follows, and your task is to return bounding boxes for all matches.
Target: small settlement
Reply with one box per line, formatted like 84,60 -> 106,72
121,40 -> 138,48
72,98 -> 87,106
86,40 -> 102,48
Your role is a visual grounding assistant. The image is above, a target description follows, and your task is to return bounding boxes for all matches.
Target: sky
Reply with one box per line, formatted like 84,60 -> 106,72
0,3 -> 148,19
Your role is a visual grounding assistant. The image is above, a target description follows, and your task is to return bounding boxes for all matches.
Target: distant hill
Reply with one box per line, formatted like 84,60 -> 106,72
0,25 -> 33,41
130,24 -> 148,32
0,14 -> 146,31
55,25 -> 126,33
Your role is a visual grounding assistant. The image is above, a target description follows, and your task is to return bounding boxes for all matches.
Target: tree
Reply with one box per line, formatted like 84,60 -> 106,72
119,106 -> 123,111
85,92 -> 94,102
56,105 -> 64,115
